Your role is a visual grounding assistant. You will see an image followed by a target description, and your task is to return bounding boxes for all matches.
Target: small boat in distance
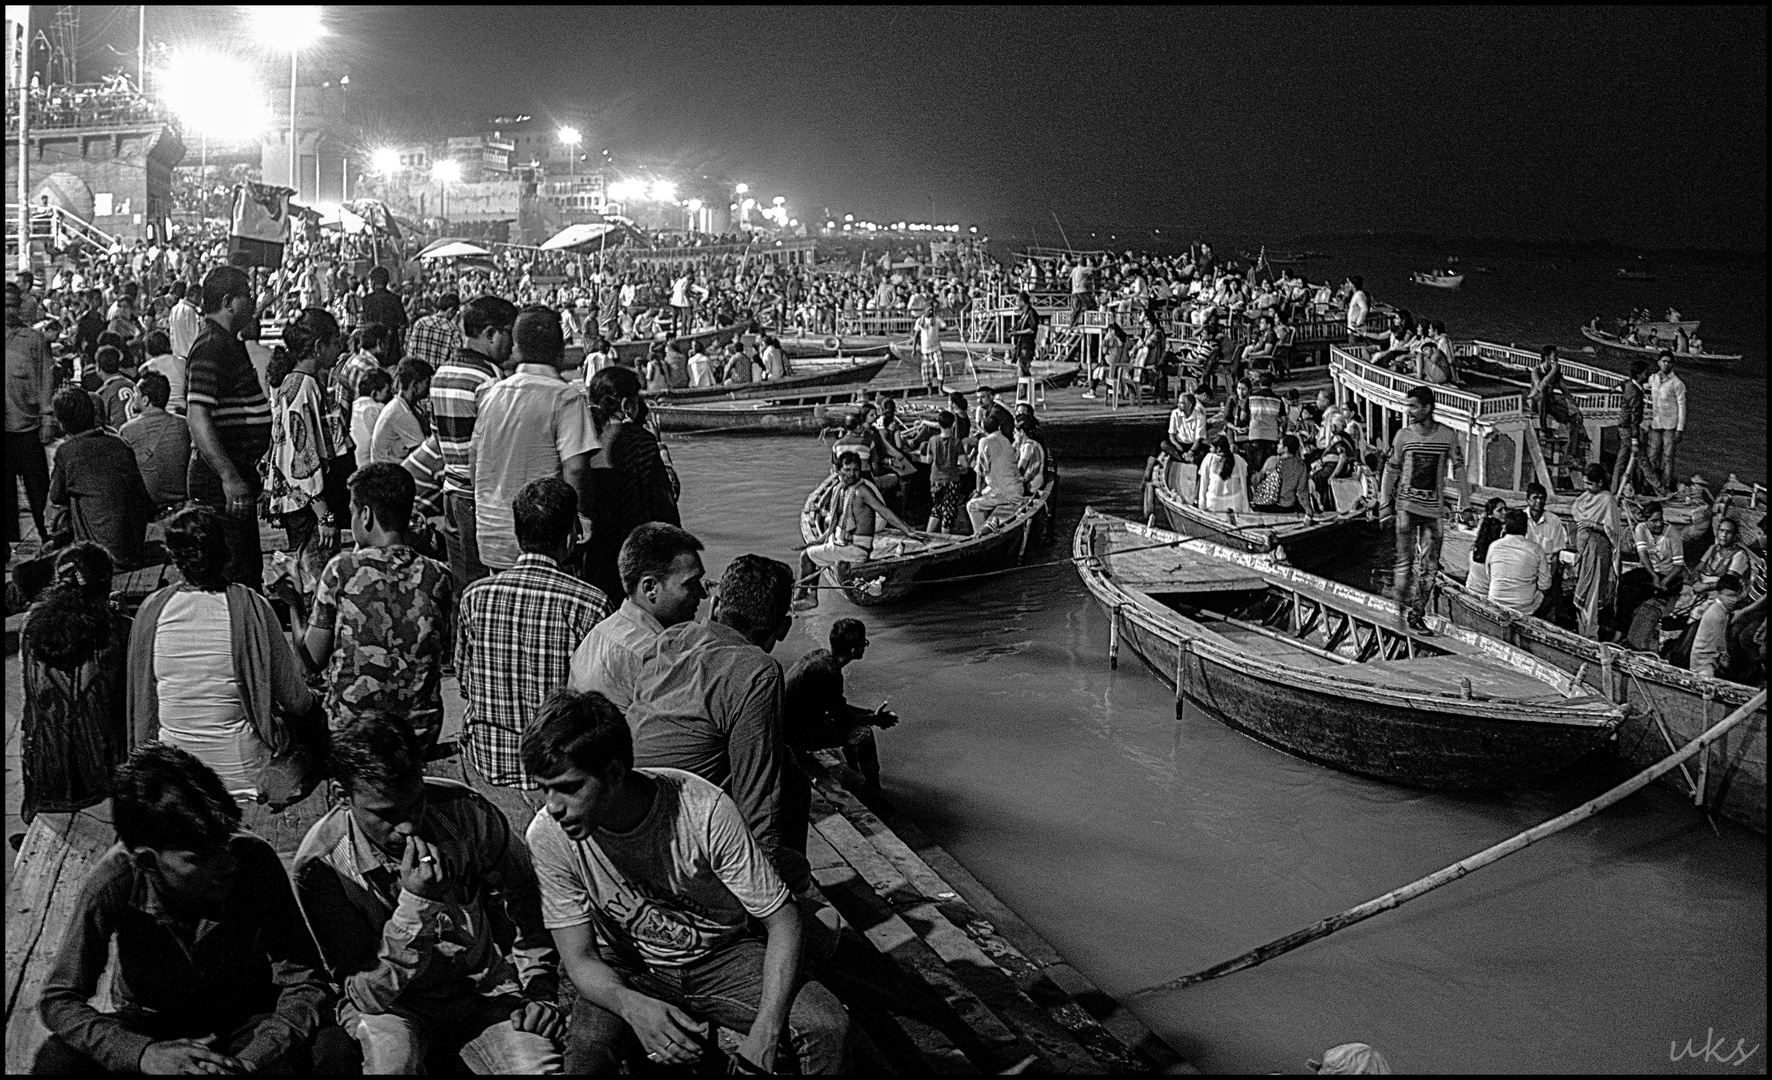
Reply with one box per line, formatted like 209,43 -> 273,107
1075,510 -> 1624,790
1580,324 -> 1740,367
1411,270 -> 1465,288
1616,267 -> 1657,281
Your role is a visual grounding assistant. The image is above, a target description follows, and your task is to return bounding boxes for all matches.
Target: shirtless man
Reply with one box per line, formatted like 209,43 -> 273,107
795,452 -> 915,610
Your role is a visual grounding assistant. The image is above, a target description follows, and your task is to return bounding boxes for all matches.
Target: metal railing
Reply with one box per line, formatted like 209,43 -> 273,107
1331,344 -> 1512,419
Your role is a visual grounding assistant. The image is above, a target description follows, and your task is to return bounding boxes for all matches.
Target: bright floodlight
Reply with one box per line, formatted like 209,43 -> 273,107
157,50 -> 270,139
371,148 -> 402,176
734,182 -> 749,194
772,196 -> 785,206
648,179 -> 677,203
843,213 -> 854,223
557,126 -> 580,146
249,5 -> 325,51
686,198 -> 703,212
432,159 -> 462,184
607,178 -> 645,202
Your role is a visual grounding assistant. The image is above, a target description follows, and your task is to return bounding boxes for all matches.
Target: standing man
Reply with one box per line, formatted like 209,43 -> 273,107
1010,290 -> 1039,379
456,478 -> 610,828
1380,384 -> 1469,635
568,522 -> 708,715
359,265 -> 409,360
1068,256 -> 1093,326
1345,275 -> 1370,342
670,267 -> 696,333
166,278 -> 204,362
15,268 -> 43,324
1646,349 -> 1686,494
185,265 -> 271,589
472,307 -> 599,573
913,305 -> 945,390
433,295 -> 517,591
406,291 -> 461,370
1523,481 -> 1571,603
1614,359 -> 1651,492
6,281 -> 56,559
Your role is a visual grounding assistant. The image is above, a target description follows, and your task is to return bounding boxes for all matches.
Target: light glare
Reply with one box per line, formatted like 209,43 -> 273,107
157,50 -> 270,139
249,5 -> 326,51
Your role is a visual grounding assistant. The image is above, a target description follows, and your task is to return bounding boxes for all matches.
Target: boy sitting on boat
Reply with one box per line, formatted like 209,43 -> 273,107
795,453 -> 918,610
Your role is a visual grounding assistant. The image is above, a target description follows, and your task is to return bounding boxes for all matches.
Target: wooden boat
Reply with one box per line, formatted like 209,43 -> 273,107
1616,268 -> 1656,281
779,333 -> 893,360
1435,575 -> 1766,832
1142,454 -> 1360,569
1580,324 -> 1740,366
1410,270 -> 1464,288
649,357 -> 889,405
572,324 -> 741,367
1633,318 -> 1701,335
1075,509 -> 1624,789
800,473 -> 1055,606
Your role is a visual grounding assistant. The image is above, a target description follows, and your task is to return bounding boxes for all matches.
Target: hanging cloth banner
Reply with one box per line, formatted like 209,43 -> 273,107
228,182 -> 295,268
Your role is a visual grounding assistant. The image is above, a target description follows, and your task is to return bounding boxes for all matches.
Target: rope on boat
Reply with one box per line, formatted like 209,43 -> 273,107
1122,688 -> 1767,1004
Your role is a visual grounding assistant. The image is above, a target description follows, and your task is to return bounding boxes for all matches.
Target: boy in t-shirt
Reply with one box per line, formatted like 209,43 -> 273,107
351,367 -> 394,470
523,689 -> 851,1075
1380,385 -> 1469,634
280,462 -> 454,749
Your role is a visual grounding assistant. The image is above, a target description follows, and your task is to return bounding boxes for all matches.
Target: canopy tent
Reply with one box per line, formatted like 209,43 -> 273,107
539,220 -> 651,251
418,239 -> 493,260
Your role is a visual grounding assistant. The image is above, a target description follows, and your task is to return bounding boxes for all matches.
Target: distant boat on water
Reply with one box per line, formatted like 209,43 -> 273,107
1580,324 -> 1740,366
1411,270 -> 1465,288
1617,267 -> 1657,281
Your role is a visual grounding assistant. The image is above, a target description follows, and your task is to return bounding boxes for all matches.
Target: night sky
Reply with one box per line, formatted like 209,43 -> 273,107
63,5 -> 1771,249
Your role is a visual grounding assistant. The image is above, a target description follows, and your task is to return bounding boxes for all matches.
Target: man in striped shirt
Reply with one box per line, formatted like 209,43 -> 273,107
185,265 -> 272,588
431,296 -> 518,590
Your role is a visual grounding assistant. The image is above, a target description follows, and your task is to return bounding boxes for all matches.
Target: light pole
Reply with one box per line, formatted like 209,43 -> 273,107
250,6 -> 325,193
557,126 -> 580,177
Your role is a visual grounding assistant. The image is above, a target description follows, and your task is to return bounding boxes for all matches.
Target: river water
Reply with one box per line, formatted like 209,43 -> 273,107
669,434 -> 1766,1074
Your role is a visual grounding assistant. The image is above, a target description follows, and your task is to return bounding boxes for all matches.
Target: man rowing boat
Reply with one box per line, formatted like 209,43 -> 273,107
795,452 -> 916,610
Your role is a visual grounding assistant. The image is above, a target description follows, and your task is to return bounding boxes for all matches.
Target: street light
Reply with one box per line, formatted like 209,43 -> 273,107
557,126 -> 580,176
372,147 -> 402,176
734,183 -> 749,195
250,6 -> 326,192
432,159 -> 461,223
157,49 -> 270,171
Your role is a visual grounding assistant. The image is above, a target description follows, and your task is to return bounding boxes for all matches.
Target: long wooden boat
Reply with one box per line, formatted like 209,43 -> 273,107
1580,324 -> 1740,366
779,333 -> 894,360
1142,455 -> 1360,569
649,356 -> 889,405
1410,271 -> 1464,288
581,324 -> 742,367
800,473 -> 1055,606
1633,318 -> 1701,335
1616,268 -> 1657,281
1075,509 -> 1624,789
1435,575 -> 1766,832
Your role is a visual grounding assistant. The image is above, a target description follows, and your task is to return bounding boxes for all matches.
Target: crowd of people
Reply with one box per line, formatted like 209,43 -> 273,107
8,245 -> 963,1071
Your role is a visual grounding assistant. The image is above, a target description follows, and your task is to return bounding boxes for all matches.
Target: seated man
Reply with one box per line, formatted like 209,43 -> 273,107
568,521 -> 709,715
784,619 -> 899,800
525,689 -> 852,1074
36,742 -> 352,1075
796,452 -> 914,608
294,715 -> 565,1075
966,411 -> 1027,534
1250,435 -> 1314,518
1485,509 -> 1553,617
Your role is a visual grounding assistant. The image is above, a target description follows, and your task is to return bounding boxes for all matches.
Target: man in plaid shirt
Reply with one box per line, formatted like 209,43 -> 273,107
406,292 -> 461,370
456,477 -> 610,828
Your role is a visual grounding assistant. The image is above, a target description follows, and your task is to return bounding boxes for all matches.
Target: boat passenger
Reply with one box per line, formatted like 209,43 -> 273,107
1486,510 -> 1552,618
924,411 -> 969,533
966,411 -> 1027,533
1012,407 -> 1049,492
1380,384 -> 1469,635
1243,376 -> 1287,473
1527,345 -> 1587,461
568,522 -> 707,715
1085,323 -> 1129,399
1688,573 -> 1744,680
971,386 -> 1016,451
1250,436 -> 1313,519
687,343 -> 714,388
1569,463 -> 1622,638
801,453 -> 916,600
1198,434 -> 1252,515
1679,516 -> 1751,613
1524,482 -> 1571,596
1165,391 -> 1208,458
1463,507 -> 1508,597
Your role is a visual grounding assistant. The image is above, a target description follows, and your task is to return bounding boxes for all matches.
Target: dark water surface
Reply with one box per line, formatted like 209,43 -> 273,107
671,435 -> 1766,1074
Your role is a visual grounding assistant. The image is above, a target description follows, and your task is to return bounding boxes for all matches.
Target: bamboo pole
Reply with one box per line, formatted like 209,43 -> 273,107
1127,688 -> 1766,1003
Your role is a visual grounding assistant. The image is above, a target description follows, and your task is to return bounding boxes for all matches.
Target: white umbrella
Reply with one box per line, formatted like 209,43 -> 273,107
419,240 -> 494,261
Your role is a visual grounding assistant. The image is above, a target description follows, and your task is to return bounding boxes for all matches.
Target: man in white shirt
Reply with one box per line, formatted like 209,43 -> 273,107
1166,391 -> 1207,455
472,308 -> 599,571
568,523 -> 708,716
1645,350 -> 1686,493
166,279 -> 204,361
1523,481 -> 1570,595
524,691 -> 851,1074
1486,510 -> 1552,617
912,310 -> 944,389
966,411 -> 1025,534
370,359 -> 432,465
1345,276 -> 1370,341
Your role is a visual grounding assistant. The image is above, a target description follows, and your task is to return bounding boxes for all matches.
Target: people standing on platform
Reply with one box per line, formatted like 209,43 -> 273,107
47,386 -> 154,571
456,477 -> 611,827
521,690 -> 852,1074
1380,384 -> 1469,635
294,715 -> 566,1075
472,307 -> 599,573
1569,463 -> 1622,639
185,265 -> 271,589
1646,350 -> 1686,494
433,295 -> 518,591
568,522 -> 707,714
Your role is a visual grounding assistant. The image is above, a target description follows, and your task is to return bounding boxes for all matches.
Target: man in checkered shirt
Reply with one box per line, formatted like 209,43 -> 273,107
456,477 -> 610,827
406,292 -> 462,370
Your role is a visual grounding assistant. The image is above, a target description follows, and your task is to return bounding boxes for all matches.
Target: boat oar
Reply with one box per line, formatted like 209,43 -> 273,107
1125,688 -> 1766,1003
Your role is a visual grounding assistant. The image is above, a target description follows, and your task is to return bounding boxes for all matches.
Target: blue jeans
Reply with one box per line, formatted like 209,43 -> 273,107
565,939 -> 850,1074
344,992 -> 562,1075
1393,508 -> 1443,617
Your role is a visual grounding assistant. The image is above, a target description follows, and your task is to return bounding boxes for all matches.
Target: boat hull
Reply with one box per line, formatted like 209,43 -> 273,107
802,476 -> 1055,606
1075,510 -> 1621,790
1436,580 -> 1767,832
1581,325 -> 1739,366
649,357 -> 889,405
1411,273 -> 1464,288
1147,478 -> 1358,569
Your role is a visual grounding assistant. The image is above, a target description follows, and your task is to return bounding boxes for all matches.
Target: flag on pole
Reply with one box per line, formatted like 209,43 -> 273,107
228,182 -> 295,268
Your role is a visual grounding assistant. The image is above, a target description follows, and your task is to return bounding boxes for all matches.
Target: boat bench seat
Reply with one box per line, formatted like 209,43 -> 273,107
1339,654 -> 1571,704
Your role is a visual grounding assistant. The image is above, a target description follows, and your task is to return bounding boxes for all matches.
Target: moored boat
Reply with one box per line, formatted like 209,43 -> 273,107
1075,509 -> 1624,789
1616,268 -> 1657,281
1410,270 -> 1465,288
1435,574 -> 1766,832
1142,454 -> 1360,569
801,473 -> 1055,606
1580,324 -> 1740,366
649,356 -> 889,405
779,333 -> 894,360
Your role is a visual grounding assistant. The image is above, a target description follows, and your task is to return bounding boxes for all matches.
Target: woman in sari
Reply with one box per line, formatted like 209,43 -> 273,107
1570,463 -> 1622,639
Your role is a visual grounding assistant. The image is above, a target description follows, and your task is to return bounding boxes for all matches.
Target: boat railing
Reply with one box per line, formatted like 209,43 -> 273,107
1330,344 -> 1508,419
837,314 -> 920,337
1466,340 -> 1627,392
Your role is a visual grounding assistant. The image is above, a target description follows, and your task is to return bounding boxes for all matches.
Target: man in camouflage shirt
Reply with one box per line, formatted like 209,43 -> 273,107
281,463 -> 455,749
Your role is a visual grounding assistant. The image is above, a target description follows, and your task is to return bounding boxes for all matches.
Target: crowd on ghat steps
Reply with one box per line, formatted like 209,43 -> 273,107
5,218 -> 1761,1073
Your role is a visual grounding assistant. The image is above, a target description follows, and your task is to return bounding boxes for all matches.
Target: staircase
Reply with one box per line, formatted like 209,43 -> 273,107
4,204 -> 118,268
805,751 -> 1193,1073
